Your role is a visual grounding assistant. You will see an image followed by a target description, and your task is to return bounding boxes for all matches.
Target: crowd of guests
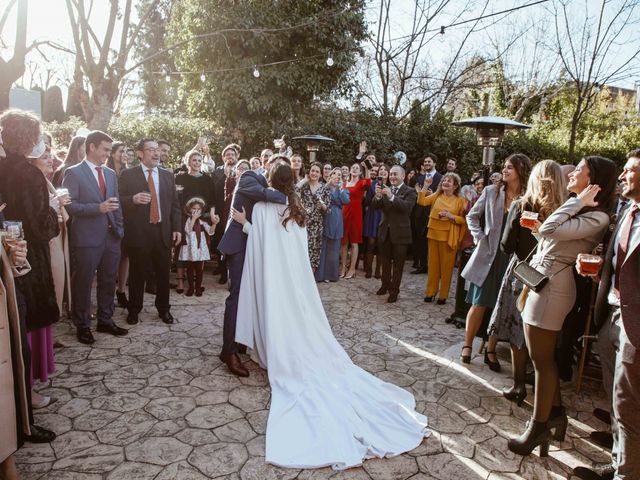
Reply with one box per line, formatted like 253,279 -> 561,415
0,106 -> 637,480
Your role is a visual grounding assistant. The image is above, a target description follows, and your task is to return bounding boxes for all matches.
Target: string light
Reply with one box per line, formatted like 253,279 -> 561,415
200,72 -> 206,82
253,65 -> 260,78
165,73 -> 171,82
326,51 -> 334,67
439,26 -> 446,43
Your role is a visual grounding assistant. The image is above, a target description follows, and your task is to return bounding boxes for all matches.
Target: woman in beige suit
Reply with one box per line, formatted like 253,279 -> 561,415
509,156 -> 617,457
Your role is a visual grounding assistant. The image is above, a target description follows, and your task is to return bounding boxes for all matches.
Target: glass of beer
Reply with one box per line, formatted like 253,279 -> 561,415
2,221 -> 23,247
521,211 -> 539,229
577,253 -> 602,276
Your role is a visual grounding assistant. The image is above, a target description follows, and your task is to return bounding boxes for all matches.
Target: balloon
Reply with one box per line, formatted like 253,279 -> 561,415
393,151 -> 407,165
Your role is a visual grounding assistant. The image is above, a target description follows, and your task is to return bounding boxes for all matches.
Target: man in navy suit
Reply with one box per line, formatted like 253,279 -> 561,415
411,154 -> 442,274
63,131 -> 127,345
217,155 -> 287,376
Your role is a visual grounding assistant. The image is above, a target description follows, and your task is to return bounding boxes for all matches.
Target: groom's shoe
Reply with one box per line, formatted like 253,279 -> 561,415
219,352 -> 249,377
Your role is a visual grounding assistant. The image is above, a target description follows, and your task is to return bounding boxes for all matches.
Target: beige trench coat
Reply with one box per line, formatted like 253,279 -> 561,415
47,180 -> 71,313
0,246 -> 31,462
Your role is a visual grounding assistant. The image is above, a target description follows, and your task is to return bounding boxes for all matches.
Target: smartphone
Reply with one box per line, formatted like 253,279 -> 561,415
363,159 -> 373,170
377,176 -> 384,184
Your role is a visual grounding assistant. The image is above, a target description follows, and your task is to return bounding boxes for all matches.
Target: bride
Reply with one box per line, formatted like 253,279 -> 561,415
231,162 -> 429,470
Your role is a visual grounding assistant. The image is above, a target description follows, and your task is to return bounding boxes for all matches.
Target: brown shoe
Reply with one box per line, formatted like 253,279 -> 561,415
219,352 -> 249,377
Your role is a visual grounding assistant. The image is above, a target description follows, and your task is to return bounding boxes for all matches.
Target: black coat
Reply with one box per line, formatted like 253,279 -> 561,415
0,154 -> 60,331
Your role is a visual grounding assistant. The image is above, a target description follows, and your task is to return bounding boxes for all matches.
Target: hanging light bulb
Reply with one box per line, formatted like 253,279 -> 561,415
200,72 -> 206,82
253,65 -> 260,78
165,73 -> 171,82
439,26 -> 446,43
326,51 -> 334,67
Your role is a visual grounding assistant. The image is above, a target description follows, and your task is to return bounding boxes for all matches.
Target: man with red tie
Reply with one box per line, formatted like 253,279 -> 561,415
119,139 -> 182,326
575,149 -> 640,480
63,131 -> 127,344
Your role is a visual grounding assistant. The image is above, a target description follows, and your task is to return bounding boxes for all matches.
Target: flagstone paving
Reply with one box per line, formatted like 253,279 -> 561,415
17,268 -> 609,479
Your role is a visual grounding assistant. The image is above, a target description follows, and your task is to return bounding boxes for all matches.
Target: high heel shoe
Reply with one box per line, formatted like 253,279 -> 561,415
345,271 -> 356,279
508,420 -> 551,457
502,384 -> 527,406
548,406 -> 568,441
484,349 -> 501,372
460,345 -> 472,364
176,276 -> 185,294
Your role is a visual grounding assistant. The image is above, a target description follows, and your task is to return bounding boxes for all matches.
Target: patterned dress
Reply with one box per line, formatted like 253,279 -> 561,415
297,181 -> 332,269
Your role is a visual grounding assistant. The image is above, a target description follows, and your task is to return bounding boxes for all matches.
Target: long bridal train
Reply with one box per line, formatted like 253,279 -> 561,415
236,202 -> 430,470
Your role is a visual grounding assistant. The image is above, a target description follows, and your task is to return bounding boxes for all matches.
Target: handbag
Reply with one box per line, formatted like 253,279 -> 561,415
512,244 -> 572,293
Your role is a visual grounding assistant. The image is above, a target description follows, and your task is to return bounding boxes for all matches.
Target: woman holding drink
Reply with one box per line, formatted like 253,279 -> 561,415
487,160 -> 566,406
508,156 -> 616,457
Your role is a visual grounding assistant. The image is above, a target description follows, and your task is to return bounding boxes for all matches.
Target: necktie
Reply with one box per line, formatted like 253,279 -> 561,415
391,186 -> 398,195
614,203 -> 639,298
147,169 -> 160,224
95,166 -> 106,198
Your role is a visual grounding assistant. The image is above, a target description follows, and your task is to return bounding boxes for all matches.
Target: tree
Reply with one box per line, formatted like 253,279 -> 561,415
65,0 -> 162,130
0,0 -> 27,111
166,0 -> 367,143
552,0 -> 640,162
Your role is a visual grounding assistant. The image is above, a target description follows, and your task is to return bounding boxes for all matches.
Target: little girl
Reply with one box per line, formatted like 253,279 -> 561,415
179,197 -> 220,296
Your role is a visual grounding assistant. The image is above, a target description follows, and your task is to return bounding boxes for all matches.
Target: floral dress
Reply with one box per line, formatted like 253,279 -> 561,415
297,182 -> 332,269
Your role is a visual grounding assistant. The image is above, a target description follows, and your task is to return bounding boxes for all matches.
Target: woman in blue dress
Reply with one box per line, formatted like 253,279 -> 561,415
316,168 -> 350,282
363,164 -> 388,278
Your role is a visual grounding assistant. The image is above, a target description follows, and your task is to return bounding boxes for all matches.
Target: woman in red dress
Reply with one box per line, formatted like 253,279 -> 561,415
340,162 -> 371,278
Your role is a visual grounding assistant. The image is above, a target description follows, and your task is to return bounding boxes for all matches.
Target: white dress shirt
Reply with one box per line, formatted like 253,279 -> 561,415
142,165 -> 162,222
608,201 -> 640,306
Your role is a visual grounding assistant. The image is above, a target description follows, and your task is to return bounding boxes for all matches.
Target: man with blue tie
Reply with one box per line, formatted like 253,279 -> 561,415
63,131 -> 127,345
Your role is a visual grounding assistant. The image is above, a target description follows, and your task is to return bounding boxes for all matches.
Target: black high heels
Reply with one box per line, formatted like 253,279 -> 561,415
508,420 -> 551,457
502,385 -> 527,406
548,406 -> 568,441
460,345 -> 472,364
484,349 -> 501,372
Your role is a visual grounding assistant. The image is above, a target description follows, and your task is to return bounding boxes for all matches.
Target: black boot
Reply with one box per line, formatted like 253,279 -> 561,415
502,384 -> 527,406
508,419 -> 551,456
548,406 -> 568,441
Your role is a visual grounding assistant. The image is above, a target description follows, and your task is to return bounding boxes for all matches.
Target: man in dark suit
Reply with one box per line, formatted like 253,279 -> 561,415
411,154 -> 442,274
211,144 -> 239,284
372,165 -> 417,303
63,130 -> 127,344
119,139 -> 182,326
217,157 -> 287,376
574,149 -> 640,480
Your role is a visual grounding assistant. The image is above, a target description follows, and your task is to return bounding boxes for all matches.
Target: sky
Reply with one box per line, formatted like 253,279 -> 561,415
1,0 -> 639,107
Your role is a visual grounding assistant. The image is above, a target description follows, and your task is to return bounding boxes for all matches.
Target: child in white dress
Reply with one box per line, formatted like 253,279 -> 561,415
178,197 -> 220,296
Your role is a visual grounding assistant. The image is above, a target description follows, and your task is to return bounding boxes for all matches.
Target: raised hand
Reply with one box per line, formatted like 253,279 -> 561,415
577,184 -> 601,207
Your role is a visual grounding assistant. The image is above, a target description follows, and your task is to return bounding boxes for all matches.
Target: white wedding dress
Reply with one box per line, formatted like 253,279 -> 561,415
236,202 -> 429,470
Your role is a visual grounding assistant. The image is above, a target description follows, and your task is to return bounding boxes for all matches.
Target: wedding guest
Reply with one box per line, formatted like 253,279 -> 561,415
490,172 -> 502,186
445,158 -> 458,173
411,154 -> 441,274
175,150 -> 215,293
297,163 -> 331,271
52,135 -> 86,187
291,153 -> 306,185
259,148 -> 273,173
461,154 -> 531,370
488,160 -> 566,406
573,150 -> 640,479
29,140 -> 72,360
211,144 -> 239,284
119,138 -> 182,326
178,197 -> 219,296
417,172 -> 468,304
158,140 -> 171,167
322,163 -> 333,184
107,141 -> 129,307
372,165 -> 417,303
250,157 -> 261,171
316,168 -> 350,282
0,112 -> 56,445
341,165 -> 350,181
473,176 -> 485,196
0,111 -> 61,409
340,162 -> 371,278
363,164 -> 388,278
63,131 -> 127,344
509,156 -> 615,457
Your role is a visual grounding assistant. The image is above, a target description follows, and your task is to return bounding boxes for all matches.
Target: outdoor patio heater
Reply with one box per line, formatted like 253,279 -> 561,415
446,116 -> 531,329
292,134 -> 335,163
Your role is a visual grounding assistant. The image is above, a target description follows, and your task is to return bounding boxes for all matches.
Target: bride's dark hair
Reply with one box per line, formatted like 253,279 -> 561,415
268,162 -> 306,228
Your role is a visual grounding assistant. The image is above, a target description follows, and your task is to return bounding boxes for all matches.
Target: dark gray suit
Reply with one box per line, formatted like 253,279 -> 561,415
372,183 -> 417,295
63,161 -> 124,328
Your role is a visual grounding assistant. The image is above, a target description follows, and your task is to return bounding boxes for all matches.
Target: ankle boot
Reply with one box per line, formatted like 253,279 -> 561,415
502,384 -> 527,406
548,406 -> 568,441
508,419 -> 551,457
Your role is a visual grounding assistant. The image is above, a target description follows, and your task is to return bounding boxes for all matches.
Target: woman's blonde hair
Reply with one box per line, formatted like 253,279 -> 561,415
182,149 -> 202,167
520,159 -> 567,221
434,172 -> 462,197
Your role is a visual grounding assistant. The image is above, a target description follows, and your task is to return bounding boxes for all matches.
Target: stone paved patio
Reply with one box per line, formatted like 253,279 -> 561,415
17,266 -> 610,479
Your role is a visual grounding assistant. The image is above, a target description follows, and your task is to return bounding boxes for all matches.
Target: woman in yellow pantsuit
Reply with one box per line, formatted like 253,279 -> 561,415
416,172 -> 468,304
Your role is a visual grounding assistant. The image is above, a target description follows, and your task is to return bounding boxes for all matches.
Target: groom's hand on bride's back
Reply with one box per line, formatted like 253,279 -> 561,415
231,206 -> 247,225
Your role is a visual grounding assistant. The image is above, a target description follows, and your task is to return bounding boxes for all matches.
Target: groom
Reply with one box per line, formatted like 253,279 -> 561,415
218,155 -> 287,376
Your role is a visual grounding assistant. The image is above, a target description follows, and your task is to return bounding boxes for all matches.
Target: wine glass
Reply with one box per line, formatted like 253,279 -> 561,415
2,221 -> 23,248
